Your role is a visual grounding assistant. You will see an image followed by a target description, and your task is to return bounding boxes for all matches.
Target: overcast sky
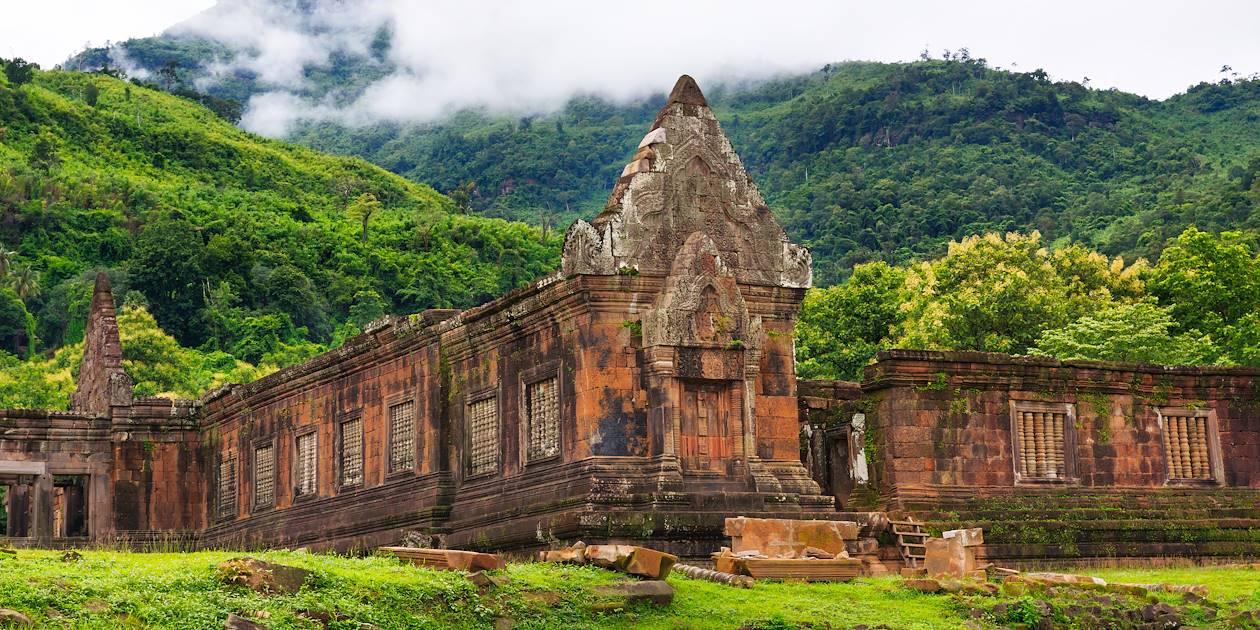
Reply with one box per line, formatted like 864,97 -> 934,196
2,1 -> 1258,133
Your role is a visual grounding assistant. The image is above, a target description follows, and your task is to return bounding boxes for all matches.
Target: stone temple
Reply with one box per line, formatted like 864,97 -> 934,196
3,76 -> 1260,567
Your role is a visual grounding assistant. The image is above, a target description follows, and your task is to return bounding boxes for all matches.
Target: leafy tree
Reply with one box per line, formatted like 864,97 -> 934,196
348,290 -> 387,328
1148,228 -> 1260,339
0,288 -> 31,355
128,219 -> 206,346
84,83 -> 99,107
347,192 -> 381,243
796,261 -> 907,380
2,58 -> 37,86
1030,301 -> 1222,365
28,131 -> 62,174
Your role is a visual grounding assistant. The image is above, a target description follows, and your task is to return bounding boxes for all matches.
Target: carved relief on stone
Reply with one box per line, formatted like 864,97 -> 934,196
560,219 -> 615,276
642,232 -> 751,349
782,243 -> 813,289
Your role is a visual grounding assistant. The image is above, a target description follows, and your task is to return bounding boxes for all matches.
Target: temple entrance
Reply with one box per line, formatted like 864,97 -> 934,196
1,478 -> 33,538
827,430 -> 853,509
679,381 -> 733,474
53,475 -> 89,538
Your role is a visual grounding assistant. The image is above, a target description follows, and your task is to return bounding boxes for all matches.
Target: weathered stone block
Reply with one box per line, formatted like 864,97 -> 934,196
942,527 -> 984,547
725,516 -> 857,558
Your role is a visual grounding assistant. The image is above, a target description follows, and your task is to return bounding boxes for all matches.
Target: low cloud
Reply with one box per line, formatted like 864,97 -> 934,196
172,0 -> 852,135
163,0 -> 1260,137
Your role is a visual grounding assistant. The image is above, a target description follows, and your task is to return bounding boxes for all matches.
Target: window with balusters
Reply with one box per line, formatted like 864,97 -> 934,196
218,457 -> 237,519
340,416 -> 364,487
467,396 -> 498,476
253,444 -> 274,510
1159,409 -> 1219,482
526,376 -> 560,461
1011,402 -> 1074,482
295,432 -> 317,497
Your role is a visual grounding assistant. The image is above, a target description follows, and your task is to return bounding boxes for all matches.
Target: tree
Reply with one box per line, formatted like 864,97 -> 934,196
9,266 -> 39,301
1148,227 -> 1260,338
1030,301 -> 1222,365
449,181 -> 477,213
2,58 -> 38,86
347,192 -> 381,243
85,83 -> 99,107
894,232 -> 1144,355
0,249 -> 16,279
28,131 -> 62,174
0,287 -> 30,355
128,219 -> 206,346
796,261 -> 907,380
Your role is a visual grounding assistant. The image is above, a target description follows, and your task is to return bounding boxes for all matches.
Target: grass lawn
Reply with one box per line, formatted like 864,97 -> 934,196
0,549 -> 1256,629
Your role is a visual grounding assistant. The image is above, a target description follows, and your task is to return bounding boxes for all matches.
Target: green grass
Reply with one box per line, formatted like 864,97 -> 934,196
1,549 -> 1258,629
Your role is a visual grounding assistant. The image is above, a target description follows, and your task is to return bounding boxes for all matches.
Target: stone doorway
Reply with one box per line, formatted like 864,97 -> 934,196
53,475 -> 89,539
679,381 -> 734,474
827,431 -> 853,509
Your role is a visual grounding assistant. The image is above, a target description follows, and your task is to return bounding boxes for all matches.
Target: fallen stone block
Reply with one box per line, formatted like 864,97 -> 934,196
467,571 -> 509,589
802,546 -> 835,559
224,613 -> 269,630
941,527 -> 984,547
737,557 -> 862,582
622,546 -> 677,580
594,580 -> 674,608
380,547 -> 505,572
216,557 -> 311,595
0,609 -> 32,627
725,516 -> 857,558
583,544 -> 638,571
923,537 -> 974,578
538,541 -> 587,565
904,578 -> 942,593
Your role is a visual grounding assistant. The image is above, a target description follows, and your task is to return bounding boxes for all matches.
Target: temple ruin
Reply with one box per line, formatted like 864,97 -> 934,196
3,76 -> 1259,566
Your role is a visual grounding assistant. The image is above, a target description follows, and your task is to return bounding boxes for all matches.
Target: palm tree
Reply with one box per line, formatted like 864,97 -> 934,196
347,193 -> 381,244
10,266 -> 40,301
0,249 -> 15,279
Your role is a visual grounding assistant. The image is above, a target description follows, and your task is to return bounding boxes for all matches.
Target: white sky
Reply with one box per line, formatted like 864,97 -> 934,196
0,0 -> 1257,102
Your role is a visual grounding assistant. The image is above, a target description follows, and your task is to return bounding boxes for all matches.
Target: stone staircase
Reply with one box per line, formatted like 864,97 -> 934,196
899,489 -> 1260,566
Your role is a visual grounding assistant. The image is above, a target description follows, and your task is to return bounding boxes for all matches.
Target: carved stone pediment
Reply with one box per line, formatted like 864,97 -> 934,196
642,233 -> 757,350
559,75 -> 812,289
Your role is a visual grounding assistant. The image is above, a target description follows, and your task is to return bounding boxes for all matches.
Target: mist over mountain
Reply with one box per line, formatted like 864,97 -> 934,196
64,1 -> 1260,286
73,0 -> 847,136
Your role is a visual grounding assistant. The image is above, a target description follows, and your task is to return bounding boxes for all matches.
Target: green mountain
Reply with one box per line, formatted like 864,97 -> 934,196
69,30 -> 1260,285
0,64 -> 559,369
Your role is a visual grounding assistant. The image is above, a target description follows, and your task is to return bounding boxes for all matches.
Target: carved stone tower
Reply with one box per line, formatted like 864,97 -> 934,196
69,273 -> 133,415
562,75 -> 825,505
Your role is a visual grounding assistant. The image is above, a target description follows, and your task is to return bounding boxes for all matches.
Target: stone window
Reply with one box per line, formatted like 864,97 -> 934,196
1159,409 -> 1220,482
1011,402 -> 1074,482
295,432 -> 317,497
467,396 -> 498,476
388,400 -> 416,473
253,444 -> 274,510
340,416 -> 364,487
525,376 -> 560,461
218,457 -> 237,519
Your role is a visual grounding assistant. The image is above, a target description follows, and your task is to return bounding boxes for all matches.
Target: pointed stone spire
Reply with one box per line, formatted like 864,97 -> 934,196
70,272 -> 132,415
561,74 -> 811,288
666,74 -> 707,106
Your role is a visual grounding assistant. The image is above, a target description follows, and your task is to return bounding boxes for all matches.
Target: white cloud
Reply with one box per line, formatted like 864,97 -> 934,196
5,1 -> 1260,137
